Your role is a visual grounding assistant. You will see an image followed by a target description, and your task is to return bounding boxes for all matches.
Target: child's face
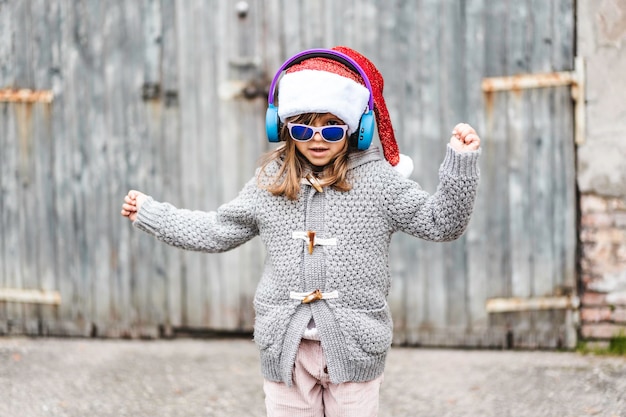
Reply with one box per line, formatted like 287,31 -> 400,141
292,113 -> 348,167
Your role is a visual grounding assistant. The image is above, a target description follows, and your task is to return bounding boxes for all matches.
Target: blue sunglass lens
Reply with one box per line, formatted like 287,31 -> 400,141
321,127 -> 345,142
290,125 -> 313,140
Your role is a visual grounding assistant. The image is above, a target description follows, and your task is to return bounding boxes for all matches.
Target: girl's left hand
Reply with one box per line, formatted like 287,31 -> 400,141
449,123 -> 481,152
121,190 -> 148,222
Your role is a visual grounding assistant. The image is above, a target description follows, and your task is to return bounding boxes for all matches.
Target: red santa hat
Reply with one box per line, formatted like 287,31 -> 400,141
277,46 -> 413,178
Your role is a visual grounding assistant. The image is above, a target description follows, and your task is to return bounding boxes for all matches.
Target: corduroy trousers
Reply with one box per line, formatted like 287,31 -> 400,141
263,339 -> 384,417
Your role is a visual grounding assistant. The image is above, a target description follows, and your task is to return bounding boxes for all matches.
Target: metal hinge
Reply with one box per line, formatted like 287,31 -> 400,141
0,88 -> 54,103
0,288 -> 61,305
486,295 -> 580,313
481,57 -> 586,145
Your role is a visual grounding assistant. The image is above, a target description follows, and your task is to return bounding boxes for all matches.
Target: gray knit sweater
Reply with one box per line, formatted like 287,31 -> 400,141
133,145 -> 480,385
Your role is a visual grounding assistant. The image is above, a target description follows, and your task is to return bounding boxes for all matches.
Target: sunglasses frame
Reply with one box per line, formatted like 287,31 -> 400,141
286,123 -> 349,143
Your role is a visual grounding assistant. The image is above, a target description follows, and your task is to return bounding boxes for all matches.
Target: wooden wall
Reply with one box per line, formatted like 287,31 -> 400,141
0,0 -> 577,348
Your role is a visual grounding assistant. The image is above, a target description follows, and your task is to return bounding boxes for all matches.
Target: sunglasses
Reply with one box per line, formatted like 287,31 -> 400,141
287,123 -> 348,143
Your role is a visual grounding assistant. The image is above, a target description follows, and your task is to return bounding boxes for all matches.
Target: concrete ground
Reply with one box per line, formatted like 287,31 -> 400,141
1,337 -> 625,417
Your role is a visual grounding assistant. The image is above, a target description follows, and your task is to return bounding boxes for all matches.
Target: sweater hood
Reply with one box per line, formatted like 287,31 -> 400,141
347,147 -> 383,170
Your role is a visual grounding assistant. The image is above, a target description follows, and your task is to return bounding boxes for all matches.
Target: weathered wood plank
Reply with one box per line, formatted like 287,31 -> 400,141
14,0 -> 39,335
0,1 -> 13,336
214,0 -> 244,330
0,102 -> 11,335
441,0 -> 470,330
553,0 -> 577,293
27,0 -> 58,336
1,0 -> 28,334
422,0 -> 447,335
102,0 -> 134,338
282,0 -> 304,54
132,0 -> 165,338
238,0 -> 270,331
529,0 -> 556,300
506,0 -> 533,300
175,0 -> 211,329
53,0 -> 91,337
554,0 -> 578,349
479,0 -> 512,337
464,0 -> 489,331
79,0 -> 112,338
228,0 -> 270,330
194,0 -> 221,330
159,0 -> 183,332
123,0 -> 163,337
16,100 -> 45,336
261,0 -> 284,72
387,0 -> 421,346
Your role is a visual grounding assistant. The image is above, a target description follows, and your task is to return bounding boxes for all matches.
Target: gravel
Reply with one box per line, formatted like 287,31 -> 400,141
1,337 -> 625,417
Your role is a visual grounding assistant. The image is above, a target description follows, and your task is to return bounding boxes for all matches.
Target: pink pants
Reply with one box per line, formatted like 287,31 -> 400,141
263,339 -> 384,417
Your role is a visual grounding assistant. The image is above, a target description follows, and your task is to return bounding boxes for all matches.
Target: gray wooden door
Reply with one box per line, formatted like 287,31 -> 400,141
388,0 -> 578,349
0,0 -> 577,348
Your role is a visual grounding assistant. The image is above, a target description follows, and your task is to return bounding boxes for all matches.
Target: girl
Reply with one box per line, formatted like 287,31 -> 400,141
121,46 -> 480,417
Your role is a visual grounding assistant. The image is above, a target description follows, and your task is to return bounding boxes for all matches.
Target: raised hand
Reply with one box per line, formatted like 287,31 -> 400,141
449,123 -> 481,152
121,190 -> 148,222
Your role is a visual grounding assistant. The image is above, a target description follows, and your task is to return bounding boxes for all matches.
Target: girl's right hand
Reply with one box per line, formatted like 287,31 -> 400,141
121,190 -> 148,222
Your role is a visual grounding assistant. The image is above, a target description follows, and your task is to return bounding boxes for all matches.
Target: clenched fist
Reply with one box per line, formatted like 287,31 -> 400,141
121,190 -> 148,222
449,123 -> 480,152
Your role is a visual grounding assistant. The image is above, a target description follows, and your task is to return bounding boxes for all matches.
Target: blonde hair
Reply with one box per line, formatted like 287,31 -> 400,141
259,113 -> 353,200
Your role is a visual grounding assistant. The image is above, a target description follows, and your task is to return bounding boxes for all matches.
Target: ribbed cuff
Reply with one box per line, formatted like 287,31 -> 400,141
259,351 -> 282,382
132,197 -> 162,236
440,144 -> 481,178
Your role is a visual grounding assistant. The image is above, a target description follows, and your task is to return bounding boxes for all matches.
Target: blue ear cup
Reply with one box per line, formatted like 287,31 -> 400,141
355,110 -> 375,150
266,104 -> 281,142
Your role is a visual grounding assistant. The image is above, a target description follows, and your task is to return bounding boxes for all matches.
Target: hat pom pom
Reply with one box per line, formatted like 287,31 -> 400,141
393,154 -> 414,178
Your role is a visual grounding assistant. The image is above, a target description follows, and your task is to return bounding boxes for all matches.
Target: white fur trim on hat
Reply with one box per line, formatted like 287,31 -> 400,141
277,70 -> 370,135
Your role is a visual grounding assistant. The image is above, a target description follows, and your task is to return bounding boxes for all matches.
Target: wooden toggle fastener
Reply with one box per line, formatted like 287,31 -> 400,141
306,173 -> 323,193
302,289 -> 323,304
307,230 -> 315,254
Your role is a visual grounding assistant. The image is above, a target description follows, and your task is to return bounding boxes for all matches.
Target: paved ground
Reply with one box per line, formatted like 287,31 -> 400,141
1,337 -> 625,417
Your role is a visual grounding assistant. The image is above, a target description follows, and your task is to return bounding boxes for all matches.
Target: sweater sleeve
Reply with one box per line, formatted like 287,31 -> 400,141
382,145 -> 480,241
132,176 -> 259,252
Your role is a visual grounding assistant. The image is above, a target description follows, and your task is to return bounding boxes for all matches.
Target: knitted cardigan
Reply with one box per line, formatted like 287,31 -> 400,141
133,145 -> 480,386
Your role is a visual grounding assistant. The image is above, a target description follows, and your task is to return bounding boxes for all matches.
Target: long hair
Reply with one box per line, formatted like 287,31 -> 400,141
259,113 -> 353,200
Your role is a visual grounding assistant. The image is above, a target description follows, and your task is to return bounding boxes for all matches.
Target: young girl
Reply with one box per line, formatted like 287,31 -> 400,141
121,46 -> 480,417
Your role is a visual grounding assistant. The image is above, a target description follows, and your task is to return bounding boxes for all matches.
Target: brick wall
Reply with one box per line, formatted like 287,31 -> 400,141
579,193 -> 626,342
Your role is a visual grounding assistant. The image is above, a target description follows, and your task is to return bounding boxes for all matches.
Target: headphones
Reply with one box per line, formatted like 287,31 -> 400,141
265,48 -> 376,150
